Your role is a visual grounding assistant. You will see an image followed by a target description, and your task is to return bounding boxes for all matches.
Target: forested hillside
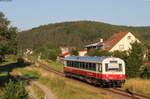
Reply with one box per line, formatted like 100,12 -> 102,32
18,21 -> 150,49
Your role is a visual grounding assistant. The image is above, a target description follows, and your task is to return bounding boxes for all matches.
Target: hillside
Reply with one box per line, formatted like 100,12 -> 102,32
18,21 -> 150,49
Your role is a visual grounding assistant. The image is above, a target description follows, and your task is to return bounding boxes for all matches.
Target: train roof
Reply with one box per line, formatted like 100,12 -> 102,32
64,56 -> 113,62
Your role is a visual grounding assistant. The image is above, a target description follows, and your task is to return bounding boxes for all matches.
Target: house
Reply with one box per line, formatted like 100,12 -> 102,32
57,46 -> 76,60
24,48 -> 33,55
78,50 -> 87,56
60,46 -> 76,54
85,32 -> 140,52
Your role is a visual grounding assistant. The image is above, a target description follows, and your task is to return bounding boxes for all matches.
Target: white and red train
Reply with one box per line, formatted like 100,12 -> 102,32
63,56 -> 126,87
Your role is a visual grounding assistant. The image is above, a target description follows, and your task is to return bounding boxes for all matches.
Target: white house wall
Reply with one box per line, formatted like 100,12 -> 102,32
110,32 -> 139,52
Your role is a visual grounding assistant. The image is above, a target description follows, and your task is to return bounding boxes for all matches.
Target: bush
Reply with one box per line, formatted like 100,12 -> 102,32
17,57 -> 25,64
87,48 -> 111,56
140,65 -> 150,79
35,47 -> 61,61
2,80 -> 28,99
71,49 -> 78,56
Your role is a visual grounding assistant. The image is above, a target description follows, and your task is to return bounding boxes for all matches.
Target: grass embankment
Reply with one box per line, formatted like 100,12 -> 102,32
31,83 -> 45,99
123,78 -> 150,96
0,55 -> 18,97
19,66 -> 114,99
46,60 -> 64,72
0,72 -> 9,96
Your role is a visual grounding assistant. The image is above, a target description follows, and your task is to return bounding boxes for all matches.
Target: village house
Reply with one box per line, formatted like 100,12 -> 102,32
57,46 -> 76,59
84,32 -> 140,52
78,50 -> 87,56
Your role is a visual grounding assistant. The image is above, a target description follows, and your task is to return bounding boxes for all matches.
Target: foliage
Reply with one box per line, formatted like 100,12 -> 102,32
140,64 -> 150,79
0,12 -> 17,59
2,80 -> 28,99
87,48 -> 111,56
111,51 -> 128,62
126,42 -> 144,78
35,47 -> 61,61
46,60 -> 64,72
71,49 -> 78,56
144,41 -> 150,61
18,21 -> 150,50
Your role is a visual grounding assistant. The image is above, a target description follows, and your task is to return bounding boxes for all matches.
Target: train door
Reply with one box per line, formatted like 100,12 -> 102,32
96,63 -> 102,79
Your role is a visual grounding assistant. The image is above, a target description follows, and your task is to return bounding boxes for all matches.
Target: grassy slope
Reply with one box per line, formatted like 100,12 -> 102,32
16,65 -> 114,99
19,21 -> 150,49
123,78 -> 150,96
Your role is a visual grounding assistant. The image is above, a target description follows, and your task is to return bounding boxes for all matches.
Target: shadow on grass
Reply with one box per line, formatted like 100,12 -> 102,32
0,62 -> 32,73
0,61 -> 36,87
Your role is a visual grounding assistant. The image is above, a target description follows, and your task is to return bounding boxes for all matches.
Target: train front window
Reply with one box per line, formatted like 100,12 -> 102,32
105,63 -> 122,72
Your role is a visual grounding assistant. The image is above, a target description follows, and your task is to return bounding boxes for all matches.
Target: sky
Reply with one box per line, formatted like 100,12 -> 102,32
0,0 -> 150,31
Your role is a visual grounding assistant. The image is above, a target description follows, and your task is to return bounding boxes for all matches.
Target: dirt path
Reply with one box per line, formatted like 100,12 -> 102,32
26,85 -> 39,99
31,81 -> 57,99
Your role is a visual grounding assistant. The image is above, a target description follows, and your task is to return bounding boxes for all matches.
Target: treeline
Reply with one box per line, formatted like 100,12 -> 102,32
19,21 -> 150,50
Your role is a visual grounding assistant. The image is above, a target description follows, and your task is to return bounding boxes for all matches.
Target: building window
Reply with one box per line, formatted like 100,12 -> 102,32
119,44 -> 124,50
127,36 -> 131,40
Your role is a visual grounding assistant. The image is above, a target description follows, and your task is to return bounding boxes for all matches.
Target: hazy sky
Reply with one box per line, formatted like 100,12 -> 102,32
0,0 -> 150,30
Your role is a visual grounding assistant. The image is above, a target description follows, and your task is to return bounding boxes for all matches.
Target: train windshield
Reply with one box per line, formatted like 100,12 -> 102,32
105,63 -> 122,72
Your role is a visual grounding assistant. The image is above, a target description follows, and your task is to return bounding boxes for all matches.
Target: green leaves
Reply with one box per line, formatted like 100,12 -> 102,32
87,48 -> 111,56
126,42 -> 144,78
2,80 -> 28,99
0,12 -> 17,58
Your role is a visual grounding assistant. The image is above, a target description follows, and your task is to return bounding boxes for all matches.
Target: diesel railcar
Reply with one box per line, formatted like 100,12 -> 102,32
63,56 -> 126,87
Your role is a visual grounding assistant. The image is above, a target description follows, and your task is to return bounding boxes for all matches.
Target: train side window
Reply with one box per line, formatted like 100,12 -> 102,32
93,63 -> 96,71
83,62 -> 85,69
85,63 -> 88,70
91,63 -> 96,71
79,62 -> 81,68
89,63 -> 92,70
88,63 -> 91,70
74,61 -> 76,68
71,61 -> 73,67
66,61 -> 69,66
80,62 -> 82,68
73,62 -> 76,67
80,62 -> 83,69
76,62 -> 79,68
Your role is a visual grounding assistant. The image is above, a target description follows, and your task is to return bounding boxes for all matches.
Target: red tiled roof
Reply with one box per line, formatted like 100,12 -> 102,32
144,62 -> 150,65
59,52 -> 70,57
78,50 -> 87,52
60,46 -> 76,49
103,32 -> 129,51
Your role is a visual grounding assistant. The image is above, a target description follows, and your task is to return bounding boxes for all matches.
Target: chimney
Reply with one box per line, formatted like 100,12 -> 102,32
100,38 -> 103,43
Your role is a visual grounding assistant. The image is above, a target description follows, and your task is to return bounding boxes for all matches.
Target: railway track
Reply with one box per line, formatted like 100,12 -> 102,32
39,65 -> 150,99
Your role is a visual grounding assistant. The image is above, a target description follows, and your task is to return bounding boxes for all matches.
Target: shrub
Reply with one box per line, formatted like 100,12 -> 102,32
35,47 -> 61,61
87,48 -> 111,56
2,80 -> 28,99
140,64 -> 150,79
71,49 -> 78,56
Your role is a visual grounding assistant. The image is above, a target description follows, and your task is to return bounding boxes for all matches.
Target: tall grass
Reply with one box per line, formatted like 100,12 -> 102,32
47,61 -> 64,72
123,78 -> 150,96
15,64 -> 114,99
31,83 -> 45,99
36,68 -> 114,99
